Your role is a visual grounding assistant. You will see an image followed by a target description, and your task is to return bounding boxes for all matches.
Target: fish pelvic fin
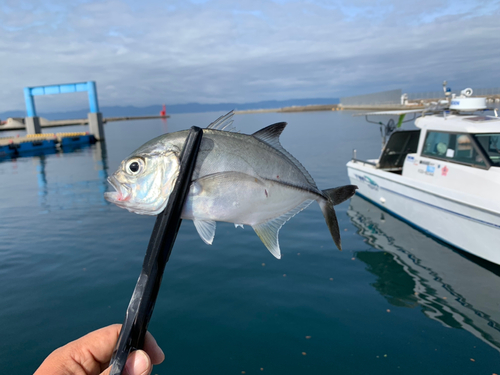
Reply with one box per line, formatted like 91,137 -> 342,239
319,185 -> 358,251
253,199 -> 314,259
193,219 -> 216,245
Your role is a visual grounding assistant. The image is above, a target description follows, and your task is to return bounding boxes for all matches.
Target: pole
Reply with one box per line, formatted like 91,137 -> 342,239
109,126 -> 203,375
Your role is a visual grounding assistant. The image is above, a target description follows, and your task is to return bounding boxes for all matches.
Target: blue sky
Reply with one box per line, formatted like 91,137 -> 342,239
1,0 -> 499,112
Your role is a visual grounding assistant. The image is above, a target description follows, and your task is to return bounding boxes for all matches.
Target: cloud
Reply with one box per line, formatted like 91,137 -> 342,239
0,0 -> 499,112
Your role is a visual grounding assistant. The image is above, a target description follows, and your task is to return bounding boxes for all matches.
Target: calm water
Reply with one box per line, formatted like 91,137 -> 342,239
1,111 -> 499,374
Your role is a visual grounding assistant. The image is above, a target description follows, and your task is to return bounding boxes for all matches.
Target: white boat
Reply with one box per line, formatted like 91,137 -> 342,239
346,87 -> 500,265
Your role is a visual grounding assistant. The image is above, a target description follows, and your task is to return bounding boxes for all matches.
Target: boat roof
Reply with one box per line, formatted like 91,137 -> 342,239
415,114 -> 500,134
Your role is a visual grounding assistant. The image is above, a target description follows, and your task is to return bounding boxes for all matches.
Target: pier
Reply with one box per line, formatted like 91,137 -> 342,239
6,81 -> 167,140
23,81 -> 106,140
0,132 -> 96,158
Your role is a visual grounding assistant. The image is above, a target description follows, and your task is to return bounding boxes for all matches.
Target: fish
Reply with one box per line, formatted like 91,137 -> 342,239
105,112 -> 357,258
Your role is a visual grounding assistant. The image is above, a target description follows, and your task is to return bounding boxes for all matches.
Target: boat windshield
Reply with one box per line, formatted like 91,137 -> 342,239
473,133 -> 500,167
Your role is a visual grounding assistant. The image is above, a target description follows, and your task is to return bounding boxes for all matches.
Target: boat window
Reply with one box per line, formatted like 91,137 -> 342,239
422,131 -> 487,168
473,134 -> 500,167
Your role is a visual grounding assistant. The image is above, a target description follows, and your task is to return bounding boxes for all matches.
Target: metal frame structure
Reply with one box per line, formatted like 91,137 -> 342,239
23,81 -> 99,117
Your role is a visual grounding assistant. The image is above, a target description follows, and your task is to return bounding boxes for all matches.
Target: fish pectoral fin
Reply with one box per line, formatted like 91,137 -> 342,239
253,200 -> 314,259
193,219 -> 216,245
234,223 -> 244,229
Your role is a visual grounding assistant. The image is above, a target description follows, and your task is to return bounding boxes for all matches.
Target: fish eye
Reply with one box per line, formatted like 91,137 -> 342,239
126,158 -> 144,175
129,162 -> 139,172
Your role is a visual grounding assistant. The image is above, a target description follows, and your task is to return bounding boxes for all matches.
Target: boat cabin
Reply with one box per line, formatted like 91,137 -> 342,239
376,114 -> 500,174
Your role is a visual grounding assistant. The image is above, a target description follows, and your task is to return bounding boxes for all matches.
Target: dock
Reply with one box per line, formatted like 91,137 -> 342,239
0,132 -> 96,158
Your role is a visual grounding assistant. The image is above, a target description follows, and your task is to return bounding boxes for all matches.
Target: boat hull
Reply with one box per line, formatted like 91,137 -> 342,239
347,160 -> 500,265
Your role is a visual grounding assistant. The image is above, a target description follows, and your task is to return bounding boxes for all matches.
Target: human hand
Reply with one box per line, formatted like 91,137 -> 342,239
34,324 -> 165,375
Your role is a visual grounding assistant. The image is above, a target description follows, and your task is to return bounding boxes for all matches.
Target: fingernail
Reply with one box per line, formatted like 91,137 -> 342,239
124,350 -> 150,375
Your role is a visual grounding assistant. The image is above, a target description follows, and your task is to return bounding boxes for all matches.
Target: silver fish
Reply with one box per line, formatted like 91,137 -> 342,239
105,112 -> 357,258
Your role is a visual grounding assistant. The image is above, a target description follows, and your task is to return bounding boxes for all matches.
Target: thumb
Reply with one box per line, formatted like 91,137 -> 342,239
101,350 -> 152,375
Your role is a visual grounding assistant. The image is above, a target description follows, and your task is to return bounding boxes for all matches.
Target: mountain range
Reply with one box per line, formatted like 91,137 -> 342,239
0,98 -> 339,120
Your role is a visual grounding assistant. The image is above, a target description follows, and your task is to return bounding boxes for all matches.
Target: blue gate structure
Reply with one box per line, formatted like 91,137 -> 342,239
23,81 -> 104,140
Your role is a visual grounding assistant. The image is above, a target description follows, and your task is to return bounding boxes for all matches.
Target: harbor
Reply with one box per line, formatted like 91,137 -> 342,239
1,76 -> 500,375
2,110 -> 500,375
3,0 -> 500,373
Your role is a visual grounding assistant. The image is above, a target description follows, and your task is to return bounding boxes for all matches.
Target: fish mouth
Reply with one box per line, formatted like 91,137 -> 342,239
104,176 -> 131,204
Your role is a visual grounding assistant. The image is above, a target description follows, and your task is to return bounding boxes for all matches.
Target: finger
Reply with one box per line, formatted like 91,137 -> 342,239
34,324 -> 122,375
69,324 -> 164,370
72,324 -> 122,372
100,350 -> 151,375
143,331 -> 165,365
123,350 -> 152,375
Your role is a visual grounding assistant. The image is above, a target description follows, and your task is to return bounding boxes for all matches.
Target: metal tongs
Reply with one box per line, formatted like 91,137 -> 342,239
109,126 -> 203,375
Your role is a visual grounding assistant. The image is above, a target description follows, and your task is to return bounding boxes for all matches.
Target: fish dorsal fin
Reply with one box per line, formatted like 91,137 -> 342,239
206,111 -> 236,131
252,199 -> 314,259
252,122 -> 317,187
252,122 -> 287,145
193,219 -> 216,245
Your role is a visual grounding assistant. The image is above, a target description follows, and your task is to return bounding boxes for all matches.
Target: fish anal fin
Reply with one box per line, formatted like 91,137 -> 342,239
193,219 -> 216,245
252,199 -> 313,259
253,221 -> 282,259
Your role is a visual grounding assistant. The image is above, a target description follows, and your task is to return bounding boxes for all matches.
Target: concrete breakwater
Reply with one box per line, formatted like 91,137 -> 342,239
235,104 -> 340,114
0,115 -> 169,132
234,103 -> 428,114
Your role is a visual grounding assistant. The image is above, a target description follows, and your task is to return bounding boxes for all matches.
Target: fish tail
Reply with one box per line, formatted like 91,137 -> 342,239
319,185 -> 358,251
323,185 -> 358,206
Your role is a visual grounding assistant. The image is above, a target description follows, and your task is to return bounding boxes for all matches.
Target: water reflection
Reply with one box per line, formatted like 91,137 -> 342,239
29,142 -> 109,211
35,155 -> 48,210
91,141 -> 109,206
348,194 -> 500,352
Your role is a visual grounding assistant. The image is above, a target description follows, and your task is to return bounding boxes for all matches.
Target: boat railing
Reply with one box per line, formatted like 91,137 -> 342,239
351,158 -> 378,166
351,150 -> 378,166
